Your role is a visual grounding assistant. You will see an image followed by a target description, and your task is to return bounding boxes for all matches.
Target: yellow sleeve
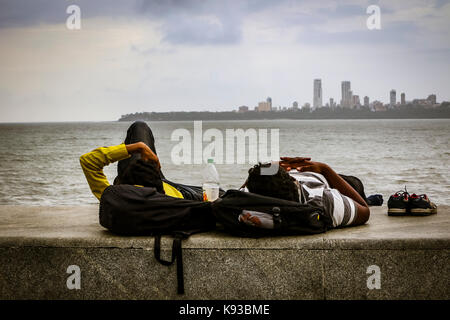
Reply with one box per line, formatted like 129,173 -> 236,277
80,144 -> 130,200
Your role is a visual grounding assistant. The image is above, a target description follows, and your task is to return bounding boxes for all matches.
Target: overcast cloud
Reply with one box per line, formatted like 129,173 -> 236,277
0,0 -> 449,122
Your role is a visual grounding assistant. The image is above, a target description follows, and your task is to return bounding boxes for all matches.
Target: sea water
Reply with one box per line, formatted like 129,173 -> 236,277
0,119 -> 448,206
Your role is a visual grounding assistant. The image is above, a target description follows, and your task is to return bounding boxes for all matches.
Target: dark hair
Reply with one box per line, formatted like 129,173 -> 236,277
246,163 -> 299,202
117,159 -> 164,194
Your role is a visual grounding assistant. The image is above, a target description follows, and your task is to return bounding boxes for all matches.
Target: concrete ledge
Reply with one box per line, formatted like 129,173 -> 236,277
0,205 -> 448,300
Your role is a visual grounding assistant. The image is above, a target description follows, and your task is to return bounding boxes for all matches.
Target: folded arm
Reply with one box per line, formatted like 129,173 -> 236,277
280,157 -> 370,226
319,165 -> 370,225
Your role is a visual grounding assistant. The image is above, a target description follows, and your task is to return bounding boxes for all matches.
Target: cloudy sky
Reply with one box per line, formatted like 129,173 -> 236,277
0,0 -> 449,122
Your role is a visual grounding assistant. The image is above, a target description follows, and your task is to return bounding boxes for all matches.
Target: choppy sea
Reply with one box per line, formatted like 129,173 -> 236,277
0,119 -> 448,206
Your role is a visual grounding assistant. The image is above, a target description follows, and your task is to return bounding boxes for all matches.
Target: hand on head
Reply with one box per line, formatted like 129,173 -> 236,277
140,143 -> 160,165
280,157 -> 328,174
126,142 -> 161,169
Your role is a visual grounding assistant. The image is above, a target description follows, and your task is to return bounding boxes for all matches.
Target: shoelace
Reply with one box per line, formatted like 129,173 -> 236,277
411,193 -> 429,201
392,186 -> 410,200
393,186 -> 430,202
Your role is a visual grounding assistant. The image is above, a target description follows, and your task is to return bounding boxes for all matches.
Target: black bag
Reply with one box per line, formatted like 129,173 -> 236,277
99,184 -> 215,294
212,189 -> 330,238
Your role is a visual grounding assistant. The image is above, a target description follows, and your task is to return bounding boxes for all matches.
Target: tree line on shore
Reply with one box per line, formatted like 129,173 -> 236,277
118,102 -> 450,121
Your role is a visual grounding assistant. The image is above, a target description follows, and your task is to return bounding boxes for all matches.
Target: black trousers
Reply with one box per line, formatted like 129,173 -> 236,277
116,121 -> 206,201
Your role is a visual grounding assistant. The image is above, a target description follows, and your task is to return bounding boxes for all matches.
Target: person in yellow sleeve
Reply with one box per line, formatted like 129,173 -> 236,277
80,121 -> 204,201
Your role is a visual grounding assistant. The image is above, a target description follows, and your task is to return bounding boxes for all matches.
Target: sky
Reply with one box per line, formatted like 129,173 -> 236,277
0,0 -> 449,122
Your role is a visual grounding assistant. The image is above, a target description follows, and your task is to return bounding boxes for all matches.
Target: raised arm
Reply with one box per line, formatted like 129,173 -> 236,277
80,142 -> 159,200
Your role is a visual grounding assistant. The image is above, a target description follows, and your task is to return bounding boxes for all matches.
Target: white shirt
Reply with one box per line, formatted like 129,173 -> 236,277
289,170 -> 357,227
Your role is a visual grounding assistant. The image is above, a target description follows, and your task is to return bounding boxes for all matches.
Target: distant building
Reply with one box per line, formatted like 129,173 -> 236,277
257,101 -> 271,112
390,89 -> 396,107
341,81 -> 352,108
266,97 -> 272,109
364,96 -> 370,108
348,90 -> 355,108
256,97 -> 272,112
427,94 -> 437,104
373,100 -> 386,112
302,103 -> 311,112
313,79 -> 322,110
292,101 -> 299,110
412,94 -> 437,107
401,93 -> 406,105
352,95 -> 361,108
412,99 -> 428,105
329,98 -> 335,108
238,105 -> 249,113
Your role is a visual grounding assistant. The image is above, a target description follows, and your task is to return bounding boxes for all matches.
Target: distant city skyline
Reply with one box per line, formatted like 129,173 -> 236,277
0,0 -> 449,122
239,78 -> 440,112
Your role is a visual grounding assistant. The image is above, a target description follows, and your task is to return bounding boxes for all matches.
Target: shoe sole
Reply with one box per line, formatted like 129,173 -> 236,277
410,208 -> 437,216
387,208 -> 408,216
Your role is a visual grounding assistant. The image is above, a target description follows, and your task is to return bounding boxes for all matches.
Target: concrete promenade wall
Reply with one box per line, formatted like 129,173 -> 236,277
0,205 -> 448,300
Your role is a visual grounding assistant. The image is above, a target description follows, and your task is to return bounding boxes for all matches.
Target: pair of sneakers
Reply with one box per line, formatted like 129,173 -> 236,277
387,188 -> 437,216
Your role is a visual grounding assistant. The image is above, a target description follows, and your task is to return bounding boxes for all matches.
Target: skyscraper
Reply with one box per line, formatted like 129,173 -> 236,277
390,90 -> 396,107
352,95 -> 360,108
401,93 -> 406,105
313,79 -> 322,110
364,96 -> 370,108
341,81 -> 351,108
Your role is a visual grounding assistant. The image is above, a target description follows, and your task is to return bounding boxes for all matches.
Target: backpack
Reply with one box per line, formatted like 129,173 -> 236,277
211,189 -> 331,238
99,184 -> 215,294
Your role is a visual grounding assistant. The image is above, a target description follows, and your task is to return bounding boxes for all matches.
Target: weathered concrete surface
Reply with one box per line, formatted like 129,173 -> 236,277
0,205 -> 448,300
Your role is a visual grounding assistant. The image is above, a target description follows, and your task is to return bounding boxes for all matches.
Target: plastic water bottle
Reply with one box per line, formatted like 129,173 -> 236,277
202,158 -> 220,202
